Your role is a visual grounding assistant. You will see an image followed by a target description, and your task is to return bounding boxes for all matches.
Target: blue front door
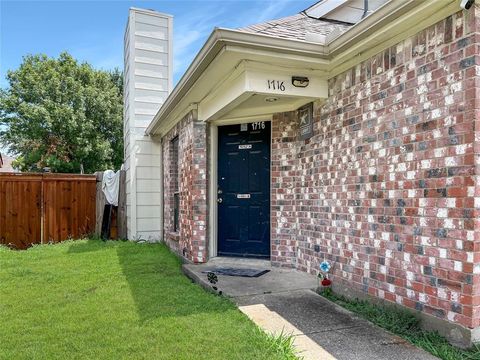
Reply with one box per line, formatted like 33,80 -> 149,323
217,122 -> 271,258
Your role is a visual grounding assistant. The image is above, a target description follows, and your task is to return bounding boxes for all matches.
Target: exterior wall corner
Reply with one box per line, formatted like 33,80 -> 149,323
162,111 -> 209,263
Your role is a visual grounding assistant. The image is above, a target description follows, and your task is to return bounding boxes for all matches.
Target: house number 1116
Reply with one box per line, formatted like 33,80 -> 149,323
267,80 -> 285,91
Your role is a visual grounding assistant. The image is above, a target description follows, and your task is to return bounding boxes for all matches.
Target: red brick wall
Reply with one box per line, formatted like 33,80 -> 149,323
271,8 -> 480,329
271,111 -> 300,267
162,111 -> 208,263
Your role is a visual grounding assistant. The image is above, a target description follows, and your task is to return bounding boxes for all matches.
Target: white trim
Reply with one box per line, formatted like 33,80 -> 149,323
155,103 -> 199,142
208,124 -> 218,259
128,10 -> 137,237
167,15 -> 174,93
304,0 -> 349,19
159,137 -> 164,241
129,7 -> 173,19
198,68 -> 249,122
213,114 -> 273,126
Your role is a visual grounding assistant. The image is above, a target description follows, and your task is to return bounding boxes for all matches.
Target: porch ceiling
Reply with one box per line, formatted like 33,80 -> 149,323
198,60 -> 327,123
149,45 -> 329,135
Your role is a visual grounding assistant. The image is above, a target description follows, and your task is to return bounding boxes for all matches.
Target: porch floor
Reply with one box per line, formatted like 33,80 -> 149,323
183,257 -> 317,297
183,258 -> 437,360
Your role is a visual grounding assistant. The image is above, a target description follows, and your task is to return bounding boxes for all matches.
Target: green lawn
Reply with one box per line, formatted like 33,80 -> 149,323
0,240 -> 296,360
321,290 -> 480,360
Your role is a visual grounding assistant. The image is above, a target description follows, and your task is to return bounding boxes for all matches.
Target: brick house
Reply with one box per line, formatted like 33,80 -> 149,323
123,0 -> 480,346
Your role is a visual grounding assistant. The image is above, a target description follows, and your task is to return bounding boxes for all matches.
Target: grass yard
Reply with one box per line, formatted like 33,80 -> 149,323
321,290 -> 480,360
0,240 -> 297,360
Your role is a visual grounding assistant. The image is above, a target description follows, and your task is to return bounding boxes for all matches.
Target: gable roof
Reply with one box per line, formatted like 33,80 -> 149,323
147,0 -> 457,136
237,13 -> 351,42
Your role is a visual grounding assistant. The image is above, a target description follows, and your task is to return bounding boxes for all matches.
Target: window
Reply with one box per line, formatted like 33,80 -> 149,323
171,137 -> 180,232
173,192 -> 180,232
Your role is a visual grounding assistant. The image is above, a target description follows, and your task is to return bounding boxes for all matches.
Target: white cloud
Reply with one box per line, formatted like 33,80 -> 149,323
172,0 -> 298,83
246,0 -> 291,25
173,5 -> 228,81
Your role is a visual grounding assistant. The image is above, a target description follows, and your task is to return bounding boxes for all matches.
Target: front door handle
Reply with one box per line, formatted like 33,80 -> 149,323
217,198 -> 223,204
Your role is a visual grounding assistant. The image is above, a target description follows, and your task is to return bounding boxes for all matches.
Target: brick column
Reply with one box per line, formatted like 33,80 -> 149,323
271,111 -> 299,267
468,4 -> 480,330
162,112 -> 208,263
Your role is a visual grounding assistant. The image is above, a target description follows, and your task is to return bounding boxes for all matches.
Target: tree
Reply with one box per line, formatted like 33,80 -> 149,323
0,52 -> 123,173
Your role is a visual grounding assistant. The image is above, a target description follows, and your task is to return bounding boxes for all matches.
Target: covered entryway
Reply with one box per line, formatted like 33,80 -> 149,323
217,121 -> 271,258
146,28 -> 330,261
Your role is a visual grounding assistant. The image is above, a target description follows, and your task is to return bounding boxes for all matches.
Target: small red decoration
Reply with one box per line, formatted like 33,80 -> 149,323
321,278 -> 332,286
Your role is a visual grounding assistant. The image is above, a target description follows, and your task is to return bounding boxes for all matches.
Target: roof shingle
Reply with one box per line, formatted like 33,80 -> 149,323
237,13 -> 351,42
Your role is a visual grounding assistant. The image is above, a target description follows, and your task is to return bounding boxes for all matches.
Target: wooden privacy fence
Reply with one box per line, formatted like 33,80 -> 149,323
0,173 -> 96,249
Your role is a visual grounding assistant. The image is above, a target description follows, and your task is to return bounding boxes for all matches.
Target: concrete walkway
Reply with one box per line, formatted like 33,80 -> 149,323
183,258 -> 438,360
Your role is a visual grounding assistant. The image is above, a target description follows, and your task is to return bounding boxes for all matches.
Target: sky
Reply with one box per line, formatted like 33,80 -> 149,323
0,0 -> 313,88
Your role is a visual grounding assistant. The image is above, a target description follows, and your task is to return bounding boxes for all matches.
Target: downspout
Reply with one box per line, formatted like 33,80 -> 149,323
362,0 -> 369,18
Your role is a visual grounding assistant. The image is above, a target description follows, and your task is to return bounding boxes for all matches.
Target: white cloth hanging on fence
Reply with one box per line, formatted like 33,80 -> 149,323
102,170 -> 120,206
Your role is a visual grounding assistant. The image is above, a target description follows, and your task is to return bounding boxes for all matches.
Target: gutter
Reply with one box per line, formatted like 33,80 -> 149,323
327,0 -> 423,56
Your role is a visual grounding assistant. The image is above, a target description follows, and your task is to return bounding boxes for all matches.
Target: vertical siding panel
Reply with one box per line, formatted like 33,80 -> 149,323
10,180 -> 14,244
45,179 -> 52,242
54,179 -> 60,242
43,178 -> 48,242
21,182 -> 28,245
55,179 -> 60,242
7,181 -> 14,246
85,180 -> 91,235
42,178 -> 47,243
72,180 -> 78,238
18,181 -> 25,246
89,180 -> 96,234
33,180 -> 41,244
47,178 -> 57,242
64,180 -> 71,240
84,180 -> 91,235
45,178 -> 53,242
77,180 -> 83,237
78,179 -> 83,237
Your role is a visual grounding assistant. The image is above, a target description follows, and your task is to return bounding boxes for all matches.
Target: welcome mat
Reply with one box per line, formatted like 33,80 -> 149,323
202,267 -> 270,278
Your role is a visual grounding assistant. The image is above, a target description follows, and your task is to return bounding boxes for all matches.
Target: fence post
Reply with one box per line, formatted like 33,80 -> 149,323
40,175 -> 44,244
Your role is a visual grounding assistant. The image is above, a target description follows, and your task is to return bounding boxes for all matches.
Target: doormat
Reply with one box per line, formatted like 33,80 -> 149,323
202,267 -> 270,278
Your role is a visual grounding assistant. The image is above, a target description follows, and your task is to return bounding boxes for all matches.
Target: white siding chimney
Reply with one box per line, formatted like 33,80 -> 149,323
124,8 -> 172,241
